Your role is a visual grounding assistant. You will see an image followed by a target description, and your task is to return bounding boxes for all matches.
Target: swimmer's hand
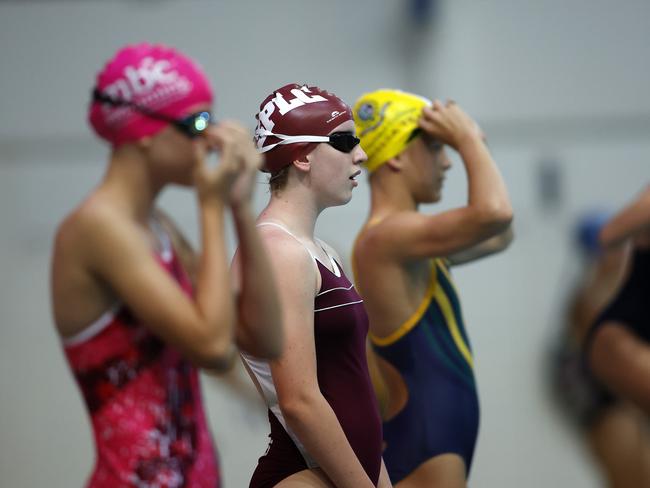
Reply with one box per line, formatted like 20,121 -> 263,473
418,99 -> 484,151
195,121 -> 257,204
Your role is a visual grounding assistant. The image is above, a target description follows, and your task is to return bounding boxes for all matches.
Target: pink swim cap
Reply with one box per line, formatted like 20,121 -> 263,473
254,83 -> 352,173
89,43 -> 213,146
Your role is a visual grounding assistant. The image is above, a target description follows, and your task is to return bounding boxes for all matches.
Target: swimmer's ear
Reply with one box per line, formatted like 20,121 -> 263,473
136,136 -> 153,150
385,154 -> 404,172
292,155 -> 311,174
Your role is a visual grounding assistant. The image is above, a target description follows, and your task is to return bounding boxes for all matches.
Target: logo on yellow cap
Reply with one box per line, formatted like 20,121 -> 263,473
353,89 -> 430,173
357,102 -> 376,122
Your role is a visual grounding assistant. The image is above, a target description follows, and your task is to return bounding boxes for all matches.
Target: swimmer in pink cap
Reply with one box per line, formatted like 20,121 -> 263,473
239,83 -> 392,487
51,43 -> 283,487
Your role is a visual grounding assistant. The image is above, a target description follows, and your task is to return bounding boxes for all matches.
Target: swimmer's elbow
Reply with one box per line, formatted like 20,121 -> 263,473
278,388 -> 322,425
495,225 -> 515,252
471,203 -> 513,236
235,320 -> 284,361
192,338 -> 237,372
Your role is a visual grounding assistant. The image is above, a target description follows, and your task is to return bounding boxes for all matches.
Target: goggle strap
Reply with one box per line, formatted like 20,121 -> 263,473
93,88 -> 177,124
257,130 -> 330,153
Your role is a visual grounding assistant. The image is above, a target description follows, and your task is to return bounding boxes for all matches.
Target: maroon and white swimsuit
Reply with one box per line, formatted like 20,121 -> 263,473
242,222 -> 382,487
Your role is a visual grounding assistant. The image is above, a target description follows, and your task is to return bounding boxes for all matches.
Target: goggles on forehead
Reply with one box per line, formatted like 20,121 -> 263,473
256,129 -> 360,154
92,88 -> 212,139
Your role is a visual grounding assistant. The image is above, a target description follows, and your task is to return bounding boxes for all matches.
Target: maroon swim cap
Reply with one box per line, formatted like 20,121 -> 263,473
254,83 -> 352,173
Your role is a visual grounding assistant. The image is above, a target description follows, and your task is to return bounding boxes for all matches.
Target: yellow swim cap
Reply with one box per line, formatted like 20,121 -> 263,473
353,89 -> 431,173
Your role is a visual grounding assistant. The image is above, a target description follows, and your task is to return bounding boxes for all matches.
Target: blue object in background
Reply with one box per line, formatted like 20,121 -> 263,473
409,0 -> 437,26
575,209 -> 611,255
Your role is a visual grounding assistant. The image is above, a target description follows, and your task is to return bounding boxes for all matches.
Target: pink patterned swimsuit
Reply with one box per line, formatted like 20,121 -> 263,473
62,225 -> 220,488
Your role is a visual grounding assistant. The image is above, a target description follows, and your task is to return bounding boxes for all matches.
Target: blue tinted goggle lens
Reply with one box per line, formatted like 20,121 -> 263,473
176,111 -> 211,138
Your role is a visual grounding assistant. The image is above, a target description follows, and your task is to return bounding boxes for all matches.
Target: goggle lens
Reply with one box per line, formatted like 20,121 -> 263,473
328,132 -> 360,153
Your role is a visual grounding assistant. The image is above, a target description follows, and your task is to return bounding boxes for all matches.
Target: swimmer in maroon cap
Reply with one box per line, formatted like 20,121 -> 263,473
51,43 -> 282,487
239,83 -> 392,487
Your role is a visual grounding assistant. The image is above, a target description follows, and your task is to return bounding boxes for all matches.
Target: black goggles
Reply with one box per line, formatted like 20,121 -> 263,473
92,88 -> 212,139
407,128 -> 422,142
406,128 -> 443,150
327,132 -> 361,153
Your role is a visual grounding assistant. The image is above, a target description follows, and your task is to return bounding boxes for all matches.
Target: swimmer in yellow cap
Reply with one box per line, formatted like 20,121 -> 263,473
352,90 -> 514,487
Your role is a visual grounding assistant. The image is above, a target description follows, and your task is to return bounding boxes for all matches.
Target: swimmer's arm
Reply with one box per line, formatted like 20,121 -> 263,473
230,203 -> 283,359
600,185 -> 650,247
446,225 -> 514,266
269,240 -> 375,488
366,199 -> 512,263
589,324 -> 650,415
154,208 -> 199,284
369,121 -> 512,261
372,112 -> 512,261
377,459 -> 393,488
81,199 -> 237,371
